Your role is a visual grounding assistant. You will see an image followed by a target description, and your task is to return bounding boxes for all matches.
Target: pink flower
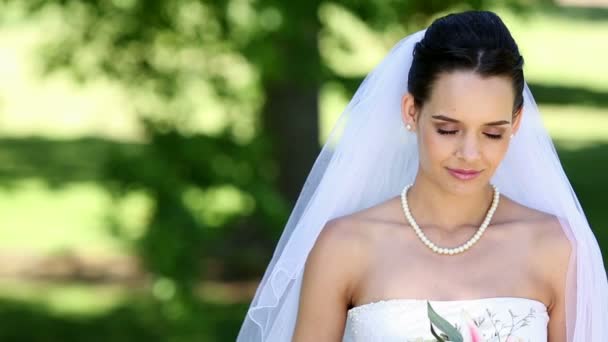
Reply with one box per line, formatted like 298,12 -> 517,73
459,310 -> 485,342
466,319 -> 483,342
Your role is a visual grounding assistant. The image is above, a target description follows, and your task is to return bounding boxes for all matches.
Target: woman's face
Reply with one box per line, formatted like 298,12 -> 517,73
401,70 -> 522,194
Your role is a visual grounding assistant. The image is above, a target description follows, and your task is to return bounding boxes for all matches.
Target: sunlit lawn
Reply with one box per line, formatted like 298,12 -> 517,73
0,180 -> 121,254
0,3 -> 605,341
0,280 -> 129,316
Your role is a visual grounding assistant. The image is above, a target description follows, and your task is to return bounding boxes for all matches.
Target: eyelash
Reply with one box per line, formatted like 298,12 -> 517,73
436,129 -> 503,140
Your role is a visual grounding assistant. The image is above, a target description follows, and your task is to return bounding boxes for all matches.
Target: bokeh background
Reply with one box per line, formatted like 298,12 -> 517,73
0,0 -> 606,341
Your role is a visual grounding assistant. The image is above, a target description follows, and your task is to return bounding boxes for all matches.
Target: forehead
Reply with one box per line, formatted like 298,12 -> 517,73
425,70 -> 514,122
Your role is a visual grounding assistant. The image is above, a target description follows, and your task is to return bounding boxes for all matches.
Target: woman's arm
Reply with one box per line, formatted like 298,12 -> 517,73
292,218 -> 366,342
541,219 -> 573,342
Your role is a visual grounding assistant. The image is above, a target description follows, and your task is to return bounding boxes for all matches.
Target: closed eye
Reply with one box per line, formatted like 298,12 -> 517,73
484,133 -> 502,139
437,128 -> 457,135
437,129 -> 503,140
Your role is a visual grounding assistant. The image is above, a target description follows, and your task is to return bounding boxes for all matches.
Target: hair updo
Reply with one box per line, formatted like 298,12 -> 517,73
408,10 -> 525,115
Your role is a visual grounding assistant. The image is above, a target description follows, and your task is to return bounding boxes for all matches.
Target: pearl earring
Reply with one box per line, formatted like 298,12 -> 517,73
406,124 -> 412,131
510,133 -> 514,139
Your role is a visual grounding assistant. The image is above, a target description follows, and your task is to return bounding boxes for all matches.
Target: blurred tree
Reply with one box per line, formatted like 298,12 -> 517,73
9,0 -> 541,311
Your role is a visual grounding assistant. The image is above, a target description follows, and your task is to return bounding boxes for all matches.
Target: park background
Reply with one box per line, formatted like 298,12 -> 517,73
0,0 -> 607,340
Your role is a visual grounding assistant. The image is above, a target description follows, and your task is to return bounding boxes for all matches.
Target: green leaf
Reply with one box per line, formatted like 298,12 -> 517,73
427,301 -> 463,342
430,323 -> 446,341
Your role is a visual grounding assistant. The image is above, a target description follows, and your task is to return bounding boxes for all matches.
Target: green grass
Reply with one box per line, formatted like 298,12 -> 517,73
0,280 -> 130,316
0,279 -> 251,342
541,105 -> 608,145
0,179 -> 118,254
493,5 -> 608,92
0,178 -> 152,255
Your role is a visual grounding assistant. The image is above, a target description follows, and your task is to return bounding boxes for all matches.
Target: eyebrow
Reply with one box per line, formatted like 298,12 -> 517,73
431,114 -> 511,126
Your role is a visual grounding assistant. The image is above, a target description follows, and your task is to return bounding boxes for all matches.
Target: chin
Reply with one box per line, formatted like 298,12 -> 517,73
441,173 -> 490,195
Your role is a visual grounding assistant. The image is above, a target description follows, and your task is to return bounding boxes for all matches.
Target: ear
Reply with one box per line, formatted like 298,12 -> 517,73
512,106 -> 524,136
401,92 -> 418,131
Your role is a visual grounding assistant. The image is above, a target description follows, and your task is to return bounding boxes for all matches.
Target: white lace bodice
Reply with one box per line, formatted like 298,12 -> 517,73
343,296 -> 549,341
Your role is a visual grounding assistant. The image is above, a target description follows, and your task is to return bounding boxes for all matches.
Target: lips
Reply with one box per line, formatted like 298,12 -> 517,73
446,167 -> 482,180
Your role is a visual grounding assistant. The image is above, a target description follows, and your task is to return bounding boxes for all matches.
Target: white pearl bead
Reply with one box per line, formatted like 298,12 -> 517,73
401,183 -> 499,256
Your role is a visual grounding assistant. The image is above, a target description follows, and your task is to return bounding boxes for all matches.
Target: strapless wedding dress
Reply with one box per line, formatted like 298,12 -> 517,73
343,296 -> 549,341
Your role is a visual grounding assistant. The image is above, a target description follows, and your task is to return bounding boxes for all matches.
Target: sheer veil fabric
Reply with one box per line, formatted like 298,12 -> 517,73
236,28 -> 608,341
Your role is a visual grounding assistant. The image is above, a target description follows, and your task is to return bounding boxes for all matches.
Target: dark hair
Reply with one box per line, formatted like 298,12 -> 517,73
408,10 -> 524,115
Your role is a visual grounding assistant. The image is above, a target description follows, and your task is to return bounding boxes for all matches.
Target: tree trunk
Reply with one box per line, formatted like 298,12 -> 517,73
262,81 -> 320,205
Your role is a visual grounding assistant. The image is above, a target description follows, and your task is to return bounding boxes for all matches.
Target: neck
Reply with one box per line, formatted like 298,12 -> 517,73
405,173 -> 496,234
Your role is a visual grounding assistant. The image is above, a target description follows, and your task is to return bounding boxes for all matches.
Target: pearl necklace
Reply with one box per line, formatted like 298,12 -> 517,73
400,184 -> 500,255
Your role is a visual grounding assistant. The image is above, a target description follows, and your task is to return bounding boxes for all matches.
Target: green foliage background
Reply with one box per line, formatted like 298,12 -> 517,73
0,0 -> 606,340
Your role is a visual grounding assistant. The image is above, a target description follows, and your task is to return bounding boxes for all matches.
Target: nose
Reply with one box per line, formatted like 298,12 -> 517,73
457,133 -> 481,161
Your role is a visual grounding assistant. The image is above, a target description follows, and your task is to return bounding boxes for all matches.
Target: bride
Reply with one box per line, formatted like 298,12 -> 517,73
237,10 -> 608,342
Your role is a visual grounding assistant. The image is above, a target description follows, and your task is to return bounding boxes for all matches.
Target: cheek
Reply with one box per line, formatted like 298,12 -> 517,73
484,140 -> 511,166
418,129 -> 452,166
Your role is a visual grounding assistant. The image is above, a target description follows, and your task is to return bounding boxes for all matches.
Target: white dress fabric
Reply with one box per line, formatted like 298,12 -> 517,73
343,297 -> 549,341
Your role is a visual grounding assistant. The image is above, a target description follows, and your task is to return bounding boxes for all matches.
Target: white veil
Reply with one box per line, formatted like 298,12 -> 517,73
236,28 -> 608,341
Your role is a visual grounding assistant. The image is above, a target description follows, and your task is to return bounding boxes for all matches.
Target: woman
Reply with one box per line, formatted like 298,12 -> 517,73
237,10 -> 608,341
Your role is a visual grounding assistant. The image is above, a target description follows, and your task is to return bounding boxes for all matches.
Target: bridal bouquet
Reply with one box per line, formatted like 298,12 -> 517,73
425,301 -> 482,342
424,301 -> 525,342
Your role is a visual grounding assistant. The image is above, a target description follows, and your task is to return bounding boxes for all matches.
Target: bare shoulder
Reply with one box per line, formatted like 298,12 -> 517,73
314,214 -> 371,258
302,213 -> 375,300
533,213 -> 573,312
305,201 -> 395,290
500,196 -> 573,309
499,195 -> 569,242
509,198 -> 571,257
320,197 -> 401,244
293,214 -> 374,340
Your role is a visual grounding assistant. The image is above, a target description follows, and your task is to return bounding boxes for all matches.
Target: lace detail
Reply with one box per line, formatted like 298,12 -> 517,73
343,297 -> 549,341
